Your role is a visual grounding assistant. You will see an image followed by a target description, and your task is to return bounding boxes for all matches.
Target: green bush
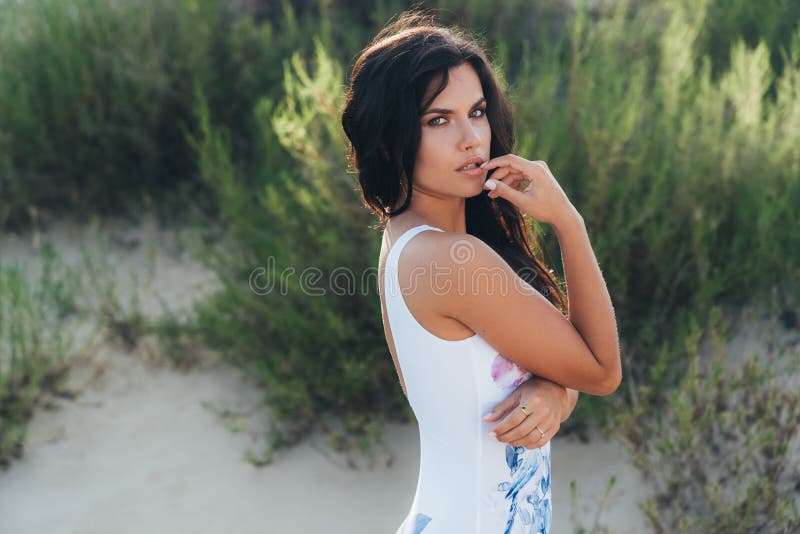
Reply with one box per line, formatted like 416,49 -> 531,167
187,38 -> 407,464
617,306 -> 800,532
509,0 -> 800,397
0,0 -> 310,229
697,0 -> 800,80
0,0 -> 219,226
182,0 -> 800,460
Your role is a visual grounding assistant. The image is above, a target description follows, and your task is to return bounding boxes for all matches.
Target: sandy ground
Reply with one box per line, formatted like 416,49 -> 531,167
0,343 -> 650,534
4,212 -> 795,533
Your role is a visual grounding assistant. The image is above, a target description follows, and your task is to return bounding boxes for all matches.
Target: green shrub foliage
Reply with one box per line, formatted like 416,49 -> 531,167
186,0 -> 800,459
0,247 -> 83,468
0,0 -> 302,228
189,38 -> 407,459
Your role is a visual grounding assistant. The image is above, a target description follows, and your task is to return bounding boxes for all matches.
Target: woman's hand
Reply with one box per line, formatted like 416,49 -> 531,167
484,377 -> 568,449
481,154 -> 576,226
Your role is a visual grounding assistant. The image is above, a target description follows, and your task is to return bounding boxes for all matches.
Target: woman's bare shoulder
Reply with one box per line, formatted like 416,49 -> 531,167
421,230 -> 498,262
397,230 -> 504,279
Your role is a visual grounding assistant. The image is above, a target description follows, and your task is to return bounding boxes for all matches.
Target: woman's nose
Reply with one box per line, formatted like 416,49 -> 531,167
459,121 -> 482,150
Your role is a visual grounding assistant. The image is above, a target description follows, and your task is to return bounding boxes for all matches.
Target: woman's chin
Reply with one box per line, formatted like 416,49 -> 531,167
468,184 -> 487,198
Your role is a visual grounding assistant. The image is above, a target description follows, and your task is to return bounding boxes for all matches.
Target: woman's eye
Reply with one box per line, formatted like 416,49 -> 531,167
427,108 -> 487,127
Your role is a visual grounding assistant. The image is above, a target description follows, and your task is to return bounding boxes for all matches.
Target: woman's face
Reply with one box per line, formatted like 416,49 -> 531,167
413,63 -> 491,200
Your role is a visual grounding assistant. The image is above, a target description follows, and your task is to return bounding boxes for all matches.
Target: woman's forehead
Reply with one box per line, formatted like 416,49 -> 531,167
424,65 -> 483,110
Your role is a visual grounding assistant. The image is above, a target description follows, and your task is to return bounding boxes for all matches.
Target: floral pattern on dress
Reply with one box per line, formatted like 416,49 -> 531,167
412,512 -> 431,533
491,353 -> 532,391
495,444 -> 552,533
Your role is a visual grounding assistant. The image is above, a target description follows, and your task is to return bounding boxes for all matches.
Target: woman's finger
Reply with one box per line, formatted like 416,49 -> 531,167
502,407 -> 560,445
488,167 -> 526,188
480,153 -> 531,173
493,175 -> 524,191
489,396 -> 540,437
514,424 -> 555,449
495,402 -> 552,443
497,410 -> 551,444
511,416 -> 560,448
497,414 -> 543,444
485,165 -> 516,180
484,175 -> 530,201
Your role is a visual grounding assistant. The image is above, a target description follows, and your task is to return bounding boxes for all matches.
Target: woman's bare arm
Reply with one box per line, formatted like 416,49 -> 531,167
413,221 -> 621,395
562,388 -> 579,422
552,208 -> 622,392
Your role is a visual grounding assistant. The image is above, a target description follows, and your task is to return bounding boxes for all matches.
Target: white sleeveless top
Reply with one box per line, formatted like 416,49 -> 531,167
385,224 -> 552,534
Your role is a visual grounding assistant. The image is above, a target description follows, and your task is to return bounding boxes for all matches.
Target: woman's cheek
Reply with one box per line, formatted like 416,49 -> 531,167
480,122 -> 492,143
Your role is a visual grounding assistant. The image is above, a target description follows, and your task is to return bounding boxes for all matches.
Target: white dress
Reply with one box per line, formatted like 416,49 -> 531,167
385,224 -> 552,534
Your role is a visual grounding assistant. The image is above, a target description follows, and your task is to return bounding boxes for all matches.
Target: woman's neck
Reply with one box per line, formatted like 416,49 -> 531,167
402,195 -> 467,233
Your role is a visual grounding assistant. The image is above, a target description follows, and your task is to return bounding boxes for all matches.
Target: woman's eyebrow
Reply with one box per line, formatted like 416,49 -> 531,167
421,96 -> 486,116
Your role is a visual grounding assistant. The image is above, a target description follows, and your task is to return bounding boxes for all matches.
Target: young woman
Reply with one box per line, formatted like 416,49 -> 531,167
341,10 -> 621,534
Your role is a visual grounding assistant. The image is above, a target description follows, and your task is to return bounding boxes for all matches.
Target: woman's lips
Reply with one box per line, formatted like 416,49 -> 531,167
457,166 -> 487,176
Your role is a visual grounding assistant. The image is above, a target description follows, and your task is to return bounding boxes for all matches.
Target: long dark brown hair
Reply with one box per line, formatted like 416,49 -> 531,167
341,9 -> 568,315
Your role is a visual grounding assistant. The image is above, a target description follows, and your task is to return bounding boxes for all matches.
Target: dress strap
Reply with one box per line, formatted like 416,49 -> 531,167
384,224 -> 480,345
386,224 -> 444,273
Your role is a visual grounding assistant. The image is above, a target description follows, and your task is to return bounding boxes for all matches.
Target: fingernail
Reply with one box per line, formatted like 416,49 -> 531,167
484,179 -> 496,190
480,161 -> 488,168
483,413 -> 493,421
488,432 -> 497,440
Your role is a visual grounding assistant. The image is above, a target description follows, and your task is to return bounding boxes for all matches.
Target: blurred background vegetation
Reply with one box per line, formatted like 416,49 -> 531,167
1,0 -> 799,529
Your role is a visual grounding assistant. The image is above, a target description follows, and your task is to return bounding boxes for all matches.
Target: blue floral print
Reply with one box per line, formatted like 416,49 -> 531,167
413,512 -> 431,533
496,444 -> 552,533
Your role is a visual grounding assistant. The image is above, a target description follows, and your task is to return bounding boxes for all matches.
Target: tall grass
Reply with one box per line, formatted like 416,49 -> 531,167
617,305 -> 800,531
0,246 -> 85,468
0,221 -> 221,468
0,0 -> 218,226
187,38 -> 406,465
0,0 -> 306,229
510,0 -> 800,408
183,0 -> 800,463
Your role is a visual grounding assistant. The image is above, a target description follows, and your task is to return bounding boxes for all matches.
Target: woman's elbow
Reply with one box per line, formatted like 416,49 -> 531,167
597,367 -> 622,396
